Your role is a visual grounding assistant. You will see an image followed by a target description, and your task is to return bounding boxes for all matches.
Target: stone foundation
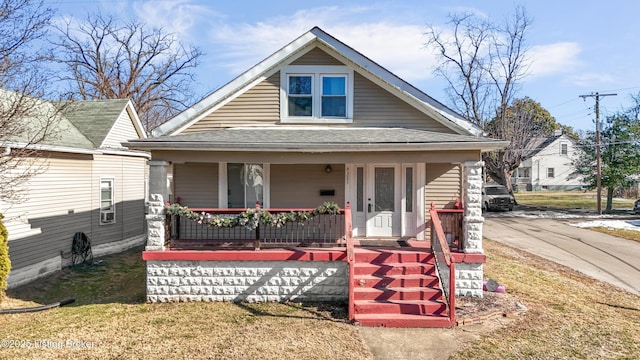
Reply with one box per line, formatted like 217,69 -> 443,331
455,262 -> 483,297
146,260 -> 348,303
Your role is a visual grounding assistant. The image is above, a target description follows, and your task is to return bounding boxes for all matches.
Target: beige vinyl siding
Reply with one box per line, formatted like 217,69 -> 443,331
91,154 -> 146,247
101,107 -> 140,148
5,152 -> 147,271
290,47 -> 345,65
424,163 -> 462,238
4,152 -> 94,269
173,163 -> 218,208
183,73 -> 281,132
121,156 -> 146,239
353,73 -> 454,132
270,164 -> 345,208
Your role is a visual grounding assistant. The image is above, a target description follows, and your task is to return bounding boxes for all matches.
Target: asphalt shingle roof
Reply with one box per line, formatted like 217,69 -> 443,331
128,127 -> 504,151
61,99 -> 130,147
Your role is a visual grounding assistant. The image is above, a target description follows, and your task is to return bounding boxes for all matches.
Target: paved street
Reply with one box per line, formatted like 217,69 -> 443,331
484,216 -> 640,295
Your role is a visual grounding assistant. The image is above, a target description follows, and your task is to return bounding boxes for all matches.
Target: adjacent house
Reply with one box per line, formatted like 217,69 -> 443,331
125,27 -> 508,327
1,98 -> 149,288
512,130 -> 586,191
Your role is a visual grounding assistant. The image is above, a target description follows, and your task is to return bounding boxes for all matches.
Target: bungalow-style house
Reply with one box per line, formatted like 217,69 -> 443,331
1,98 -> 149,288
512,130 -> 586,191
125,27 -> 507,327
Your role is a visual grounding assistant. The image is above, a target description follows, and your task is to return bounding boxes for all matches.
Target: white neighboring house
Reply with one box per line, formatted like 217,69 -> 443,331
512,130 -> 586,191
1,98 -> 149,288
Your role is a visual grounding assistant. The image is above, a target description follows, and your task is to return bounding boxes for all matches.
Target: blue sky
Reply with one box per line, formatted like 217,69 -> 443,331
49,0 -> 640,132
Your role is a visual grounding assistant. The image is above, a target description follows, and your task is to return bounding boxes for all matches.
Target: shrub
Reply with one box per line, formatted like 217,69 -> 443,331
0,213 -> 10,300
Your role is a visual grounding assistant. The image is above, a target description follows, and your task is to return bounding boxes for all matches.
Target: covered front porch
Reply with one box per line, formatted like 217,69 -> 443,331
130,128 -> 494,327
141,159 -> 486,327
144,193 -> 481,327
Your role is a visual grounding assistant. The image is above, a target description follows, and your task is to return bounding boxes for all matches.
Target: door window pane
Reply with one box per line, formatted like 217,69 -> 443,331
356,167 -> 364,212
405,167 -> 413,212
375,167 -> 394,211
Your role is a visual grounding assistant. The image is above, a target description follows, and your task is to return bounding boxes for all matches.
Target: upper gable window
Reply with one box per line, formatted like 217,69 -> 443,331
281,65 -> 353,123
560,143 -> 568,156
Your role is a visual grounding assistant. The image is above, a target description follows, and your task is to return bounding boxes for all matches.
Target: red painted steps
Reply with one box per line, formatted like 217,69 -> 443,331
352,248 -> 452,328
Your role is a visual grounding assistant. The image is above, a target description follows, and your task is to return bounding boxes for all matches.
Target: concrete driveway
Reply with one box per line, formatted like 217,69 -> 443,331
484,216 -> 640,295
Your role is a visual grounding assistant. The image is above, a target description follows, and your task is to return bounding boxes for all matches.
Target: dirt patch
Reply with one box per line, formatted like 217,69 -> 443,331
456,290 -> 526,325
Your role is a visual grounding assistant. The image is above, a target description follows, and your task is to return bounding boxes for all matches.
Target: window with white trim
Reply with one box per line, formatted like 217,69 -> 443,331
100,178 -> 115,224
281,65 -> 353,123
227,163 -> 264,208
561,143 -> 568,156
547,168 -> 555,178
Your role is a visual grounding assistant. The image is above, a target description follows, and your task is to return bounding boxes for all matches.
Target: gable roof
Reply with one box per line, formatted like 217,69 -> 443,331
524,133 -> 576,159
61,99 -> 146,147
2,90 -> 146,154
154,27 -> 483,137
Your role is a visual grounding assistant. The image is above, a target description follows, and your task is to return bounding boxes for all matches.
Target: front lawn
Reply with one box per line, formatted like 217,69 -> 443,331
454,240 -> 640,359
515,191 -> 635,211
1,247 -> 370,360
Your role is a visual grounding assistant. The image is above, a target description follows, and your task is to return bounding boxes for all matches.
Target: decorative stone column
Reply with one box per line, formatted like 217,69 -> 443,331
146,194 -> 165,251
456,160 -> 485,297
463,160 -> 484,254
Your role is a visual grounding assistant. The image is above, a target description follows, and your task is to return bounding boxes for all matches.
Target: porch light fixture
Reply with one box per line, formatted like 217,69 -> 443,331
325,164 -> 332,173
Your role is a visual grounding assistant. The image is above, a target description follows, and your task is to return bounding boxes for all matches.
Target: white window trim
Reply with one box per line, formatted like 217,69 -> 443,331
547,168 -> 555,178
218,163 -> 270,209
560,143 -> 568,156
100,177 -> 116,225
280,65 -> 354,124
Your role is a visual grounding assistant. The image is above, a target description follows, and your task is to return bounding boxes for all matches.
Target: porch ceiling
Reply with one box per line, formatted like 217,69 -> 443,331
125,127 -> 508,152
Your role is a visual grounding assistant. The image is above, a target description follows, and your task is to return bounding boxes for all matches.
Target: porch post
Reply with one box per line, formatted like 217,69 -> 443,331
146,194 -> 165,251
463,161 -> 484,253
458,160 -> 484,297
148,160 -> 169,202
147,160 -> 168,251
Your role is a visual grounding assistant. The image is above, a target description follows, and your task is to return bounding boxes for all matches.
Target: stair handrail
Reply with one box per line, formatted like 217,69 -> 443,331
344,202 -> 355,323
429,202 -> 456,326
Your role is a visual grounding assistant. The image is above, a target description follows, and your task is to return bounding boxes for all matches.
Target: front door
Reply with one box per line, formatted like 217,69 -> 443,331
366,165 -> 401,237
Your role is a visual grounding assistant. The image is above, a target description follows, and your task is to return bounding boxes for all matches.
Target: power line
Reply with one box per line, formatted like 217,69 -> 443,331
579,92 -> 617,214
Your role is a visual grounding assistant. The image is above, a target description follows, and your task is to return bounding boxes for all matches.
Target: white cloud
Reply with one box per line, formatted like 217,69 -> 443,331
133,0 -> 221,41
206,6 -> 440,83
527,42 -> 582,77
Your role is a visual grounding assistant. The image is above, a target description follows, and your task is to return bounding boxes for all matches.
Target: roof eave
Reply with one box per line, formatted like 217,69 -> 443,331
123,140 -> 508,153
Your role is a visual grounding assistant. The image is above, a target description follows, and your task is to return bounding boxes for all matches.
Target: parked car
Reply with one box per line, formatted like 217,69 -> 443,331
482,184 -> 515,212
634,199 -> 640,214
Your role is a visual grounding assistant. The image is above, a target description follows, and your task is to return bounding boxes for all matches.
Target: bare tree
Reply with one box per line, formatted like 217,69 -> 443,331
484,98 -> 556,187
0,0 -> 61,206
425,6 -> 533,189
52,13 -> 203,133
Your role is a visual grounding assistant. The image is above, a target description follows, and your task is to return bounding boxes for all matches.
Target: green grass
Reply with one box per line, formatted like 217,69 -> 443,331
453,240 -> 640,359
2,240 -> 639,359
1,247 -> 370,360
590,227 -> 640,243
515,191 -> 635,210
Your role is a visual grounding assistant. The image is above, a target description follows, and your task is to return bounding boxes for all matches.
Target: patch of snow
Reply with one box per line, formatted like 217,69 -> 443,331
572,219 -> 640,232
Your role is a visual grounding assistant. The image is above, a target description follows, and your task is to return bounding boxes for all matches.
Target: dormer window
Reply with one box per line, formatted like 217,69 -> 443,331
288,75 -> 313,116
281,65 -> 353,123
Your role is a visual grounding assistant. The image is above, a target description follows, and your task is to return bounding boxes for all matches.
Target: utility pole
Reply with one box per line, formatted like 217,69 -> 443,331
579,92 -> 617,214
